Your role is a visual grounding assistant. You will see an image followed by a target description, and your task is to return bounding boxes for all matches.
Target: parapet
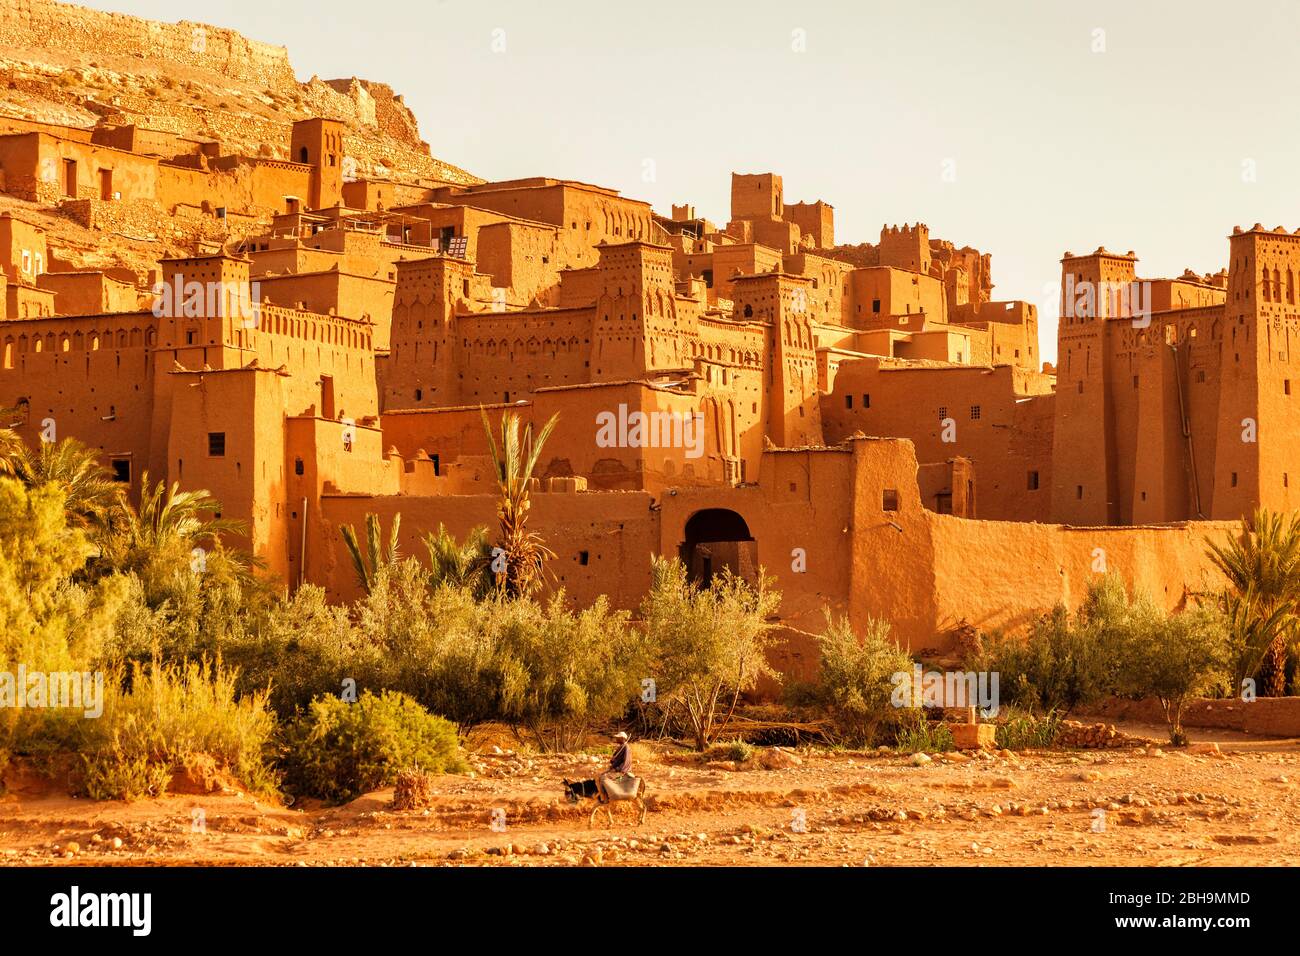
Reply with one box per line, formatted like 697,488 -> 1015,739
546,476 -> 588,493
881,222 -> 929,237
1229,223 -> 1300,239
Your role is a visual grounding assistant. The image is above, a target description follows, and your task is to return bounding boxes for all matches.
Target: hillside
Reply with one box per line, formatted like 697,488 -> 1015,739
0,0 -> 480,188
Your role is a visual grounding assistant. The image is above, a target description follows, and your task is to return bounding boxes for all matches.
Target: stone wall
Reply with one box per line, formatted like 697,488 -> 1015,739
1086,696 -> 1300,738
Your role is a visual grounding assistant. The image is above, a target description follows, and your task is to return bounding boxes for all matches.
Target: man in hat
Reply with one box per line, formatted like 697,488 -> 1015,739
599,731 -> 633,796
608,731 -> 632,775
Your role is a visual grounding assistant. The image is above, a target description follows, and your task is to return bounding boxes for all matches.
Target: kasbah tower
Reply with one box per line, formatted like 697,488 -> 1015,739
0,0 -> 1283,682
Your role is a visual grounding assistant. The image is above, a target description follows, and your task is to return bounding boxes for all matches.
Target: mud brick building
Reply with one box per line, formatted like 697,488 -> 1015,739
0,0 -> 1273,673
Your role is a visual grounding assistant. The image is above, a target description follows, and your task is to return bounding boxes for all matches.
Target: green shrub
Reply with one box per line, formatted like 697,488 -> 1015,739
982,575 -> 1152,715
810,612 -> 913,747
223,584 -> 376,717
893,708 -> 954,753
1120,605 -> 1230,745
75,660 -> 278,799
81,746 -> 173,801
493,592 -> 647,752
705,740 -> 754,763
356,563 -> 503,728
995,708 -> 1063,750
280,690 -> 466,803
639,558 -> 781,751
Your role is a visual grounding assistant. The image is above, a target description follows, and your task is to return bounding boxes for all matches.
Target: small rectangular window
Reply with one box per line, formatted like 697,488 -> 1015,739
970,405 -> 981,420
1027,470 -> 1040,491
863,393 -> 870,408
578,551 -> 590,566
1076,485 -> 1084,500
1231,472 -> 1239,488
845,395 -> 853,409
938,406 -> 948,420
872,299 -> 881,313
208,432 -> 226,457
882,489 -> 899,512
1286,380 -> 1292,395
110,458 -> 130,483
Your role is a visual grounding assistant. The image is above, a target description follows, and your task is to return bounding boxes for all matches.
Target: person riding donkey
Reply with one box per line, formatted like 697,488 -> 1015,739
563,731 -> 647,825
599,731 -> 632,795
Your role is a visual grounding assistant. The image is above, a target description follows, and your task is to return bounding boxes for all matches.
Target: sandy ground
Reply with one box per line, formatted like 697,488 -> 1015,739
2,721 -> 1298,868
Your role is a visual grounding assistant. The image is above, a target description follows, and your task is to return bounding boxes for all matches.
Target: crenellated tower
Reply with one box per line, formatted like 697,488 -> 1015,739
879,223 -> 932,275
732,271 -> 820,448
386,254 -> 477,407
589,241 -> 680,381
1214,225 -> 1300,517
1049,248 -> 1137,524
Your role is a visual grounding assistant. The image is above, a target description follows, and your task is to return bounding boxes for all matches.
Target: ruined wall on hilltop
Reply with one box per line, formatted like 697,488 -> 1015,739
0,0 -> 482,186
0,0 -> 296,87
322,78 -> 424,152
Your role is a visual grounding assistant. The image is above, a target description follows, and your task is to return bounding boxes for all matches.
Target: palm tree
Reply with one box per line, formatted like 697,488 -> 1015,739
102,470 -> 246,573
480,408 -> 559,598
1221,582 -> 1293,692
1207,508 -> 1300,696
0,416 -> 25,477
5,436 -> 124,530
422,523 -> 495,597
340,512 -> 401,593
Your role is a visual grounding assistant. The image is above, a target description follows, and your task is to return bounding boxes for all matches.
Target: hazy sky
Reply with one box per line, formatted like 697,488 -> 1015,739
79,0 -> 1300,363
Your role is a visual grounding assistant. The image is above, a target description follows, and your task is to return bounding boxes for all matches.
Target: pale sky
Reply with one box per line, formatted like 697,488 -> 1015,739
78,0 -> 1300,363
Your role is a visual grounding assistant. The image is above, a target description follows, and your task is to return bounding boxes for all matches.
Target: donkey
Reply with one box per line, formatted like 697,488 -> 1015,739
562,775 -> 648,827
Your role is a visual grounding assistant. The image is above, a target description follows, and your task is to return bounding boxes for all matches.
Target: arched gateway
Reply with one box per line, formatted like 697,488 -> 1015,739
679,508 -> 757,586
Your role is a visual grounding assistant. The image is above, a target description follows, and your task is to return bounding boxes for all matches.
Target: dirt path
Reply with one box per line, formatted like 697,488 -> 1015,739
3,725 -> 1298,868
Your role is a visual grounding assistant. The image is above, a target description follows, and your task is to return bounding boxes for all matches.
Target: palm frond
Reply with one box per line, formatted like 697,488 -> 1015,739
339,512 -> 402,594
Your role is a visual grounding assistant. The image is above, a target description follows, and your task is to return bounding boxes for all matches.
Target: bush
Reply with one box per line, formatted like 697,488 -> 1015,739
705,740 -> 754,763
995,708 -> 1063,750
356,563 -> 503,728
893,708 -> 954,753
77,659 -> 278,800
279,690 -> 466,803
810,613 -> 913,747
80,746 -> 174,801
982,575 -> 1152,715
1120,605 -> 1230,745
305,566 -> 648,748
223,584 -> 376,717
493,592 -> 647,752
640,558 -> 781,751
